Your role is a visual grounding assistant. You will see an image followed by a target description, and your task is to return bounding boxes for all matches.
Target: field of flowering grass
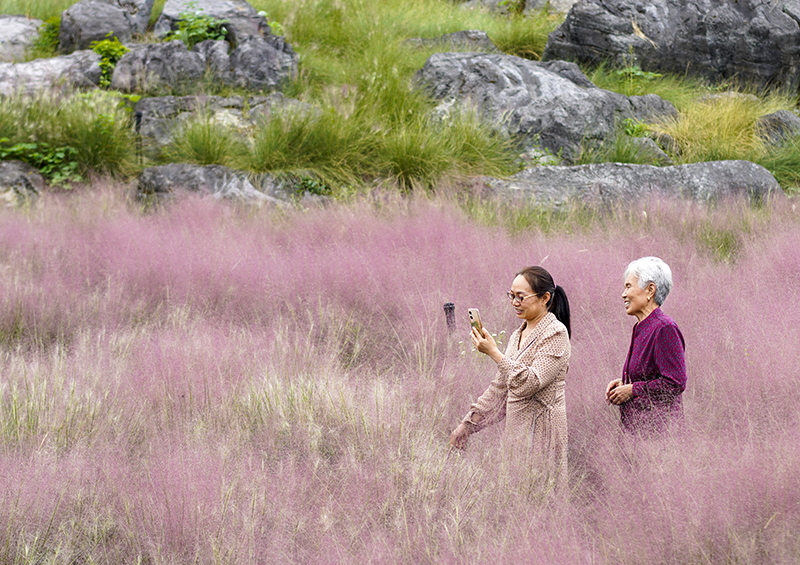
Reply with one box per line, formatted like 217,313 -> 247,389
1,185 -> 800,563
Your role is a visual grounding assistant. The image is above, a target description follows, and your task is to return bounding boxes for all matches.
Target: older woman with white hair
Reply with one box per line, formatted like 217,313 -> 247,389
606,256 -> 687,433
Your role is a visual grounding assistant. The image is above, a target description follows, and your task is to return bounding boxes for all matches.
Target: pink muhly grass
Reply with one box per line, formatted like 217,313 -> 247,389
1,183 -> 800,562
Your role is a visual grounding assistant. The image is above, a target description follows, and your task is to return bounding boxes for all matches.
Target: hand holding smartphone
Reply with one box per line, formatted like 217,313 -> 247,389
468,308 -> 483,334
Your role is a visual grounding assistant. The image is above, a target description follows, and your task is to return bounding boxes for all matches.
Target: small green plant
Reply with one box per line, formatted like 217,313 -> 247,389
27,16 -> 60,60
296,176 -> 331,196
498,0 -> 525,15
615,64 -> 663,96
0,138 -> 82,185
258,10 -> 285,37
91,34 -> 131,88
623,118 -> 649,137
167,3 -> 229,49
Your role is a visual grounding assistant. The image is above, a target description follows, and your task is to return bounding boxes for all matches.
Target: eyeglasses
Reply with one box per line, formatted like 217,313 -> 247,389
506,291 -> 538,303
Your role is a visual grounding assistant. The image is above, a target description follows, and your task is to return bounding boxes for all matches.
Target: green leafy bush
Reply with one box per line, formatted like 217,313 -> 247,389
27,16 -> 60,59
167,3 -> 229,49
0,138 -> 82,185
91,34 -> 131,88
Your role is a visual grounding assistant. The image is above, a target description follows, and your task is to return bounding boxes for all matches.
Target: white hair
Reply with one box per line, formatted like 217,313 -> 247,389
624,256 -> 673,306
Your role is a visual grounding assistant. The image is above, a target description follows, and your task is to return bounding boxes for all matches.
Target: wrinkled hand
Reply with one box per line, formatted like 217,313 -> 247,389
471,326 -> 502,362
606,379 -> 634,405
450,422 -> 470,449
605,378 -> 622,402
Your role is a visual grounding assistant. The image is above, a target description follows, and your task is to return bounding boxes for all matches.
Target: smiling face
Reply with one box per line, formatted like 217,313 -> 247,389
622,273 -> 656,322
510,274 -> 550,325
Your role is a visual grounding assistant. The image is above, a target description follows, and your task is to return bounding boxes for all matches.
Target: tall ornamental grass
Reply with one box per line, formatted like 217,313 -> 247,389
0,91 -> 137,178
1,185 -> 799,563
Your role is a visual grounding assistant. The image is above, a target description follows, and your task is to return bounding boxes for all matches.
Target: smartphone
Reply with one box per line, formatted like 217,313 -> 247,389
468,308 -> 483,334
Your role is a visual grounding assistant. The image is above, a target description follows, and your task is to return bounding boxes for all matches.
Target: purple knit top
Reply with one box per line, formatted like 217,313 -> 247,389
621,307 -> 687,433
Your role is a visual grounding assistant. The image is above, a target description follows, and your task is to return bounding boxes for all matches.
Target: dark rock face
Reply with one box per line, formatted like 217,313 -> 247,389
0,15 -> 43,63
0,160 -> 44,206
483,160 -> 783,207
112,0 -> 156,35
0,50 -> 102,96
756,110 -> 800,145
133,93 -> 312,157
228,37 -> 298,91
154,0 -> 270,45
110,41 -> 206,93
543,0 -> 800,91
137,163 -> 292,204
60,0 -> 133,53
415,52 -> 677,163
110,37 -> 297,94
59,0 -> 155,52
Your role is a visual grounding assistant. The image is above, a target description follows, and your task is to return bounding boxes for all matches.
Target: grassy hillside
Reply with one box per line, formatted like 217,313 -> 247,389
3,0 -> 800,193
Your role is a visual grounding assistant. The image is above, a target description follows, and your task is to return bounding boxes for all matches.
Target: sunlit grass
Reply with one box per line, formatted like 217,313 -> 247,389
163,111 -> 248,167
655,91 -> 793,162
0,0 -> 76,19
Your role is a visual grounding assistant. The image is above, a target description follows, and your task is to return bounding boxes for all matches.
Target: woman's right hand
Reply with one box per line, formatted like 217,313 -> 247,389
450,422 -> 470,449
606,378 -> 623,403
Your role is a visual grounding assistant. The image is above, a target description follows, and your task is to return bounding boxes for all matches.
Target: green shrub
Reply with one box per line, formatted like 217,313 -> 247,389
0,138 -> 82,185
27,16 -> 60,60
91,34 -> 131,88
167,3 -> 229,49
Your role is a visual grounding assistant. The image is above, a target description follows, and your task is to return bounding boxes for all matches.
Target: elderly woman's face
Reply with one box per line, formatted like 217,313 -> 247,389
622,273 -> 655,321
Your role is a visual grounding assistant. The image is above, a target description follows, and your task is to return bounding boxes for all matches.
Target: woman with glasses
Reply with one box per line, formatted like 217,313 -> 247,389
450,266 -> 571,492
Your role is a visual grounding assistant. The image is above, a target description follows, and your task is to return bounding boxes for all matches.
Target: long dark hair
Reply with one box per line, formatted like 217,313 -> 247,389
518,266 -> 571,337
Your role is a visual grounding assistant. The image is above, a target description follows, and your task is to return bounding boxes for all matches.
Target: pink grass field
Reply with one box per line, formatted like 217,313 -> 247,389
1,184 -> 799,564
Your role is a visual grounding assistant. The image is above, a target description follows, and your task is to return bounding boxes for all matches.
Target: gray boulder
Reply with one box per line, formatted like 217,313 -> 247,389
0,161 -> 44,207
0,15 -> 43,63
112,0 -> 156,35
59,0 -> 132,53
59,0 -> 154,53
192,39 -> 231,75
133,92 -> 311,157
137,163 -> 287,204
154,0 -> 270,45
483,160 -> 783,207
415,52 -> 677,163
543,0 -> 800,91
0,50 -> 102,96
227,37 -> 298,90
110,40 -> 206,93
627,137 -> 673,166
110,37 -> 297,93
756,110 -> 800,146
406,30 -> 501,53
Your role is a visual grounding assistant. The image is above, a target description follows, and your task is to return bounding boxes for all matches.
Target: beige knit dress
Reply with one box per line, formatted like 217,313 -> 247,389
463,312 -> 570,490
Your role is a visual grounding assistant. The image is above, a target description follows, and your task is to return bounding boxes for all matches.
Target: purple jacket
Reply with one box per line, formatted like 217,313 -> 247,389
621,307 -> 686,433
